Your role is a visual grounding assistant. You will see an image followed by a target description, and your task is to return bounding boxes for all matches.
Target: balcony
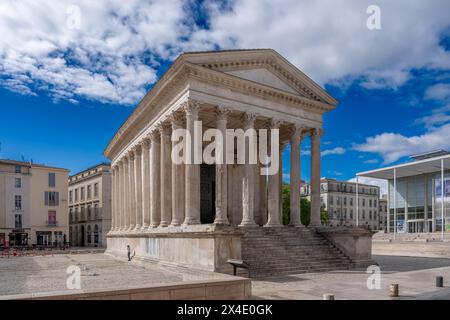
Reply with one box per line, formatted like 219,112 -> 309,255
46,220 -> 58,227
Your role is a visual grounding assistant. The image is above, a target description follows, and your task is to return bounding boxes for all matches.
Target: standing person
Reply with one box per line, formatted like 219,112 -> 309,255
127,245 -> 131,261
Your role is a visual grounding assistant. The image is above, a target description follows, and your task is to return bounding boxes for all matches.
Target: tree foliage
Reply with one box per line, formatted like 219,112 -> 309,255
281,183 -> 327,226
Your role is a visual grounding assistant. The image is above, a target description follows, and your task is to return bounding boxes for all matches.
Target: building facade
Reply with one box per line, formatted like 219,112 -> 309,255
68,163 -> 111,247
0,159 -> 69,246
378,196 -> 388,232
358,150 -> 450,234
301,178 -> 381,230
103,49 -> 353,272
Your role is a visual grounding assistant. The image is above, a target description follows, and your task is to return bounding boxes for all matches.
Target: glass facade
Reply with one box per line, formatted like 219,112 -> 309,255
388,171 -> 450,233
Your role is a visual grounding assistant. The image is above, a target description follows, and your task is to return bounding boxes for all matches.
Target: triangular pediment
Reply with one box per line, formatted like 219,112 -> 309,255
225,68 -> 299,95
180,49 -> 338,105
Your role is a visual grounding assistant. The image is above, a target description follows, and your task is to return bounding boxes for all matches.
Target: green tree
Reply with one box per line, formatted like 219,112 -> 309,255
281,184 -> 327,226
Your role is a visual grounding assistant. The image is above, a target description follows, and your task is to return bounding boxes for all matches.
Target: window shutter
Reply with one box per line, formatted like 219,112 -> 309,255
44,192 -> 48,205
55,192 -> 59,206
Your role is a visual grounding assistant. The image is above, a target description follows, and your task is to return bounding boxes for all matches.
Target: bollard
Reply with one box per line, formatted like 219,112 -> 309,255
323,293 -> 335,300
436,276 -> 444,288
389,284 -> 399,297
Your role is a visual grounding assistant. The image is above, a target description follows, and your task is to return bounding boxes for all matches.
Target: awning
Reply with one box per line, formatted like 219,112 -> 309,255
357,154 -> 450,180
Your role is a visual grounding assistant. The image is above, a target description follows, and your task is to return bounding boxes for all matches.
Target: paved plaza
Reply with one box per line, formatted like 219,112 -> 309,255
0,253 -> 231,297
2,242 -> 450,299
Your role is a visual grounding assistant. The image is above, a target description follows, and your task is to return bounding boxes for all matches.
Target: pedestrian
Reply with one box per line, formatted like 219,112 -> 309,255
127,244 -> 131,261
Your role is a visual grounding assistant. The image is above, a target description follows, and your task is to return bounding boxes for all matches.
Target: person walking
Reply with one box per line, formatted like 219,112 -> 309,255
127,245 -> 131,262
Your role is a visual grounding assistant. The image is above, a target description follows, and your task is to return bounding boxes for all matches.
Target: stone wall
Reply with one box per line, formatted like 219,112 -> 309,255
106,226 -> 242,272
3,278 -> 251,300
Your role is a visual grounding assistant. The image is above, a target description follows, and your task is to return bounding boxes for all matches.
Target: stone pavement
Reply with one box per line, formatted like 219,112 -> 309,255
2,245 -> 450,300
0,253 -> 231,297
251,255 -> 450,300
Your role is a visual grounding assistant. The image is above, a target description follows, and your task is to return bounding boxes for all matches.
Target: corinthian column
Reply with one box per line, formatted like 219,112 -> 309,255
128,150 -> 136,230
150,130 -> 161,227
118,160 -> 124,231
159,123 -> 172,227
265,119 -> 282,227
289,125 -> 304,226
170,112 -> 185,226
240,112 -> 257,227
141,138 -> 151,229
134,145 -> 142,230
110,165 -> 116,231
183,100 -> 201,225
214,106 -> 230,225
310,128 -> 323,226
122,156 -> 130,231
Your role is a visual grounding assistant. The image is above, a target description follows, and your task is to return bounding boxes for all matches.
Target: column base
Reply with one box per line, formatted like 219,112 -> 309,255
159,222 -> 169,227
170,221 -> 181,227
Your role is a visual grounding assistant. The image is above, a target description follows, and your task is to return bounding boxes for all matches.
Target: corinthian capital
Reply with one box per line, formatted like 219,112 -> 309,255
216,106 -> 231,121
183,98 -> 200,116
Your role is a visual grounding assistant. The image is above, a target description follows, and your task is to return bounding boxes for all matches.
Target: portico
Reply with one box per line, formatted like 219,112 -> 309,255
105,49 -> 341,273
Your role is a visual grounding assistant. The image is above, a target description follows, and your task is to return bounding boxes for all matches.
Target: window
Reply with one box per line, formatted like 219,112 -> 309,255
94,183 -> 99,197
343,197 -> 347,206
362,199 -> 366,207
87,185 -> 92,199
48,173 -> 56,187
15,195 -> 22,210
15,178 -> 21,188
369,199 -> 372,208
44,191 -> 59,206
81,187 -> 85,200
69,209 -> 73,223
75,189 -> 78,201
87,205 -> 91,220
15,214 -> 22,229
330,196 -> 334,205
94,204 -> 99,219
69,190 -> 73,203
15,165 -> 21,173
350,197 -> 353,206
48,211 -> 57,226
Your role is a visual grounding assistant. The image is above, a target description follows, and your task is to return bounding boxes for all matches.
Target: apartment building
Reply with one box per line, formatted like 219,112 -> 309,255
0,159 -> 69,246
301,178 -> 381,230
68,163 -> 111,247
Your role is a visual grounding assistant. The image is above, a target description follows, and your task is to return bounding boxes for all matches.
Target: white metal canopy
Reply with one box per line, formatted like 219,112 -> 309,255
357,154 -> 450,180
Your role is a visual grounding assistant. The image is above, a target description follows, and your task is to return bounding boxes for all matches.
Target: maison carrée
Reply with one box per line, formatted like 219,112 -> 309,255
103,49 -> 373,276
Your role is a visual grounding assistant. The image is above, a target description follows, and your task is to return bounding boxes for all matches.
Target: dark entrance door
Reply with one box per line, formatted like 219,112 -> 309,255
200,164 -> 216,224
80,225 -> 85,247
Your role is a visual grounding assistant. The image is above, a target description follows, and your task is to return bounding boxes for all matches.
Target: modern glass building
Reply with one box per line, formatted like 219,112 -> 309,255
357,150 -> 450,236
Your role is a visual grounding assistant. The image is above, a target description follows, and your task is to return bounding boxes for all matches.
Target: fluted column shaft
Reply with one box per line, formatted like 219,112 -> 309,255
184,101 -> 201,225
240,113 -> 257,227
111,165 -> 119,231
310,128 -> 322,226
289,126 -> 303,226
170,113 -> 185,226
265,120 -> 282,227
150,131 -> 161,227
141,139 -> 151,228
123,157 -> 130,230
134,146 -> 143,230
214,107 -> 230,225
160,123 -> 172,227
118,161 -> 124,230
128,151 -> 136,230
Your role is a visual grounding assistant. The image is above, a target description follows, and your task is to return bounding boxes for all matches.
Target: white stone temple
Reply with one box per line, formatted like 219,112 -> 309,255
104,49 -> 373,276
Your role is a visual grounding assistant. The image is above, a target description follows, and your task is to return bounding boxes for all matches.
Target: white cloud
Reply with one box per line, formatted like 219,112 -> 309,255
425,84 -> 450,101
363,159 -> 378,164
321,147 -> 346,156
353,123 -> 450,164
197,0 -> 450,87
348,177 -> 388,197
1,0 -> 449,104
0,0 -> 191,104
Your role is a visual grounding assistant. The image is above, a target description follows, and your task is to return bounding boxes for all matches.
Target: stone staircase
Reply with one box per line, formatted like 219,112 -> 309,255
240,227 -> 353,278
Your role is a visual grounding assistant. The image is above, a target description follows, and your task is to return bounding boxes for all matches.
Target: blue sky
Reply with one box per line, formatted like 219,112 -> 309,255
0,0 -> 449,195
